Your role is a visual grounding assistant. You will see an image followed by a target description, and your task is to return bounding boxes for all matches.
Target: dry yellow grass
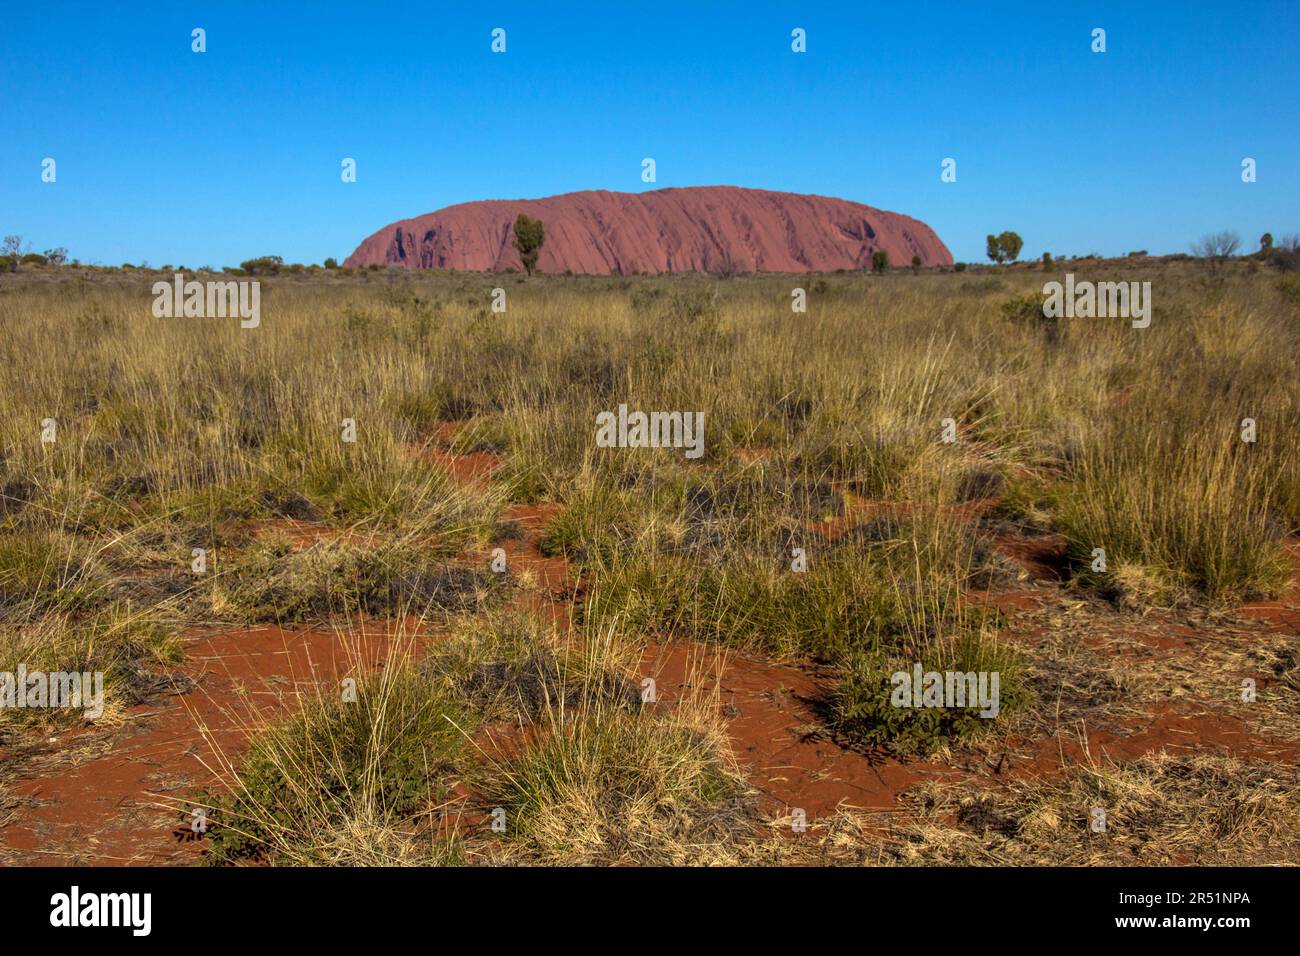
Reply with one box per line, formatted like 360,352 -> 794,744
1,260 -> 1296,865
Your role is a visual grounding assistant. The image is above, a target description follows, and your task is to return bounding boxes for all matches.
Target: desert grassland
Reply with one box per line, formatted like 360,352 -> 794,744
0,261 -> 1297,865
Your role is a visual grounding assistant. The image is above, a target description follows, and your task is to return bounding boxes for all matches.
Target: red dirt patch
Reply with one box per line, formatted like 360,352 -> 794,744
409,424 -> 503,487
426,448 -> 500,486
996,532 -> 1070,583
0,624 -> 395,865
641,642 -> 956,818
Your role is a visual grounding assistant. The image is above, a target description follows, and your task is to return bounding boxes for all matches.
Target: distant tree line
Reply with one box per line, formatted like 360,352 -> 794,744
7,222 -> 1295,279
1,235 -> 68,271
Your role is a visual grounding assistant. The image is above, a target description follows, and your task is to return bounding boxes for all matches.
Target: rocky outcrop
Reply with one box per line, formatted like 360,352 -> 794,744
343,186 -> 951,273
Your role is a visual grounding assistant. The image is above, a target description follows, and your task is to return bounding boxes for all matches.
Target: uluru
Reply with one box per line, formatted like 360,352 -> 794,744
343,186 -> 952,274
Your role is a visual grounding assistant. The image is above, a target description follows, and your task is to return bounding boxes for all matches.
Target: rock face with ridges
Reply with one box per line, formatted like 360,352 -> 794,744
343,186 -> 951,273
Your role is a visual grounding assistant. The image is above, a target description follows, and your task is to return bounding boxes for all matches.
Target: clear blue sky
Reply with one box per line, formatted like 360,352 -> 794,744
3,1 -> 1296,266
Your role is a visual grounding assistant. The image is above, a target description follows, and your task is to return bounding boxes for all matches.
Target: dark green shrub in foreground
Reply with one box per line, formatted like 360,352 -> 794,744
827,633 -> 1029,756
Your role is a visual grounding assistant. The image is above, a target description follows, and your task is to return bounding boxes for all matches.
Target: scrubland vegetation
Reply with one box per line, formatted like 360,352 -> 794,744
1,256 -> 1296,865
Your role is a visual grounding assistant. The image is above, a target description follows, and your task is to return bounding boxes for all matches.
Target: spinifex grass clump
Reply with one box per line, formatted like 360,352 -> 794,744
0,606 -> 182,735
471,652 -> 747,866
0,528 -> 110,618
0,512 -> 184,735
452,614 -> 744,864
1055,422 -> 1291,607
585,550 -> 900,661
425,610 -> 642,723
476,708 -> 743,864
208,538 -> 505,624
201,660 -> 471,865
538,471 -> 659,564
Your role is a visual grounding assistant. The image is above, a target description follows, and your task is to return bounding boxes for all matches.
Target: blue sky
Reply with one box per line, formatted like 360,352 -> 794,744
2,1 -> 1296,266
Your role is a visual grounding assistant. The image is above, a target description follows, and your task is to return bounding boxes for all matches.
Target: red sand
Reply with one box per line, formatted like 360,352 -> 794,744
0,624 -> 396,865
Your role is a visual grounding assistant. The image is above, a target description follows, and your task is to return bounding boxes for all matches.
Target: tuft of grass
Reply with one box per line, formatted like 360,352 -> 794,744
0,529 -> 109,619
426,610 -> 641,723
474,703 -> 746,865
200,658 -> 471,865
208,539 -> 505,624
585,550 -> 902,661
1055,426 -> 1291,606
0,605 -> 182,735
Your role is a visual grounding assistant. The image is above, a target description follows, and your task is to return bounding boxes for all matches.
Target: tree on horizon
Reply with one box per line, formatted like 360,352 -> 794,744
986,231 -> 1024,264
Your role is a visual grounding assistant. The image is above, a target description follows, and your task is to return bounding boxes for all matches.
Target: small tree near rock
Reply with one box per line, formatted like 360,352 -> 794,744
871,250 -> 890,273
986,231 -> 1024,265
1000,232 -> 1024,262
513,214 -> 545,276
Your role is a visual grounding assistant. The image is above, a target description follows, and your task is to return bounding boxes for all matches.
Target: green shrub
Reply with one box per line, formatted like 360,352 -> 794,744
826,630 -> 1029,755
